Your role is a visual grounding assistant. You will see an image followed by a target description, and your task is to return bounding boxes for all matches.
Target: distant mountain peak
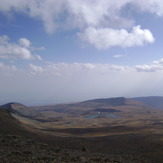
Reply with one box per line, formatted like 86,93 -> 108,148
84,97 -> 127,106
0,102 -> 26,112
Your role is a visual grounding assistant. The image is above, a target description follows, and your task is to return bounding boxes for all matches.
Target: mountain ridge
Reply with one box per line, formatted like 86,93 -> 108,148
0,96 -> 163,131
1,96 -> 163,113
130,96 -> 163,109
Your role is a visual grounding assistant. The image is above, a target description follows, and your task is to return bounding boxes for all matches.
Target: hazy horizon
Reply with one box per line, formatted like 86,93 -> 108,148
1,95 -> 163,107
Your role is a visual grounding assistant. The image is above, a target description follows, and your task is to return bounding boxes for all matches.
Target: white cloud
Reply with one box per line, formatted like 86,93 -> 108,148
133,0 -> 163,16
0,35 -> 9,43
0,0 -> 162,49
136,58 -> 163,72
0,0 -> 133,33
29,64 -> 43,73
65,0 -> 134,29
0,61 -> 163,105
34,54 -> 42,61
0,62 -> 17,71
19,38 -> 31,48
78,26 -> 155,49
29,62 -> 129,76
0,35 -> 42,60
153,58 -> 163,64
113,54 -> 123,58
136,65 -> 159,72
0,0 -> 162,31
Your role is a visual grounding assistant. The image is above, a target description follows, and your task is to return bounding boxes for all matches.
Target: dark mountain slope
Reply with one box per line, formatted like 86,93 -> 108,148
0,109 -> 31,135
0,102 -> 26,113
0,102 -> 44,118
0,102 -> 25,108
131,96 -> 163,109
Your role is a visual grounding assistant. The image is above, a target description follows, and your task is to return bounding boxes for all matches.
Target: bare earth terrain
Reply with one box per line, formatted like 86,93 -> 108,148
0,96 -> 163,162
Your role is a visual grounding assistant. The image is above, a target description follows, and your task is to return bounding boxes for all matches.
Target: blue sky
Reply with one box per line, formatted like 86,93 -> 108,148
1,0 -> 163,105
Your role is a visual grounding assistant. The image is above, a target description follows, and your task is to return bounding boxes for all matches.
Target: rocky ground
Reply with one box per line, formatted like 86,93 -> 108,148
0,134 -> 160,163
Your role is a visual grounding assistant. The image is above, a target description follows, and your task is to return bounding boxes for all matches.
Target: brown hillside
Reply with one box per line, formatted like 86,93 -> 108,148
0,109 -> 32,136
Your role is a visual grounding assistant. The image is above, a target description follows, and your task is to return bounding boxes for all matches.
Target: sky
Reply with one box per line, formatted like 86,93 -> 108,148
1,0 -> 163,105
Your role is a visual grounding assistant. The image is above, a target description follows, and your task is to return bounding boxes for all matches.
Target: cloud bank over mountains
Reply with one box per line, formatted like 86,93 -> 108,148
1,60 -> 163,104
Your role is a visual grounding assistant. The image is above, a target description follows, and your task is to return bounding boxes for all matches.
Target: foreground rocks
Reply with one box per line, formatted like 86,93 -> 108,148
0,134 -> 156,163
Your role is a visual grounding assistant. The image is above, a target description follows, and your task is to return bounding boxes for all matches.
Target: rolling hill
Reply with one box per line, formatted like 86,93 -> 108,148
0,108 -> 32,136
1,96 -> 160,115
1,96 -> 163,137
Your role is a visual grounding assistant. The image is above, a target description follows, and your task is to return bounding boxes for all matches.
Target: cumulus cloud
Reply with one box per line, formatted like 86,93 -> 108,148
133,0 -> 163,16
0,0 -> 134,33
78,26 -> 155,49
1,0 -> 162,31
0,35 -> 42,60
0,0 -> 162,49
153,58 -> 163,64
136,65 -> 159,72
29,62 -> 129,76
136,58 -> 163,72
